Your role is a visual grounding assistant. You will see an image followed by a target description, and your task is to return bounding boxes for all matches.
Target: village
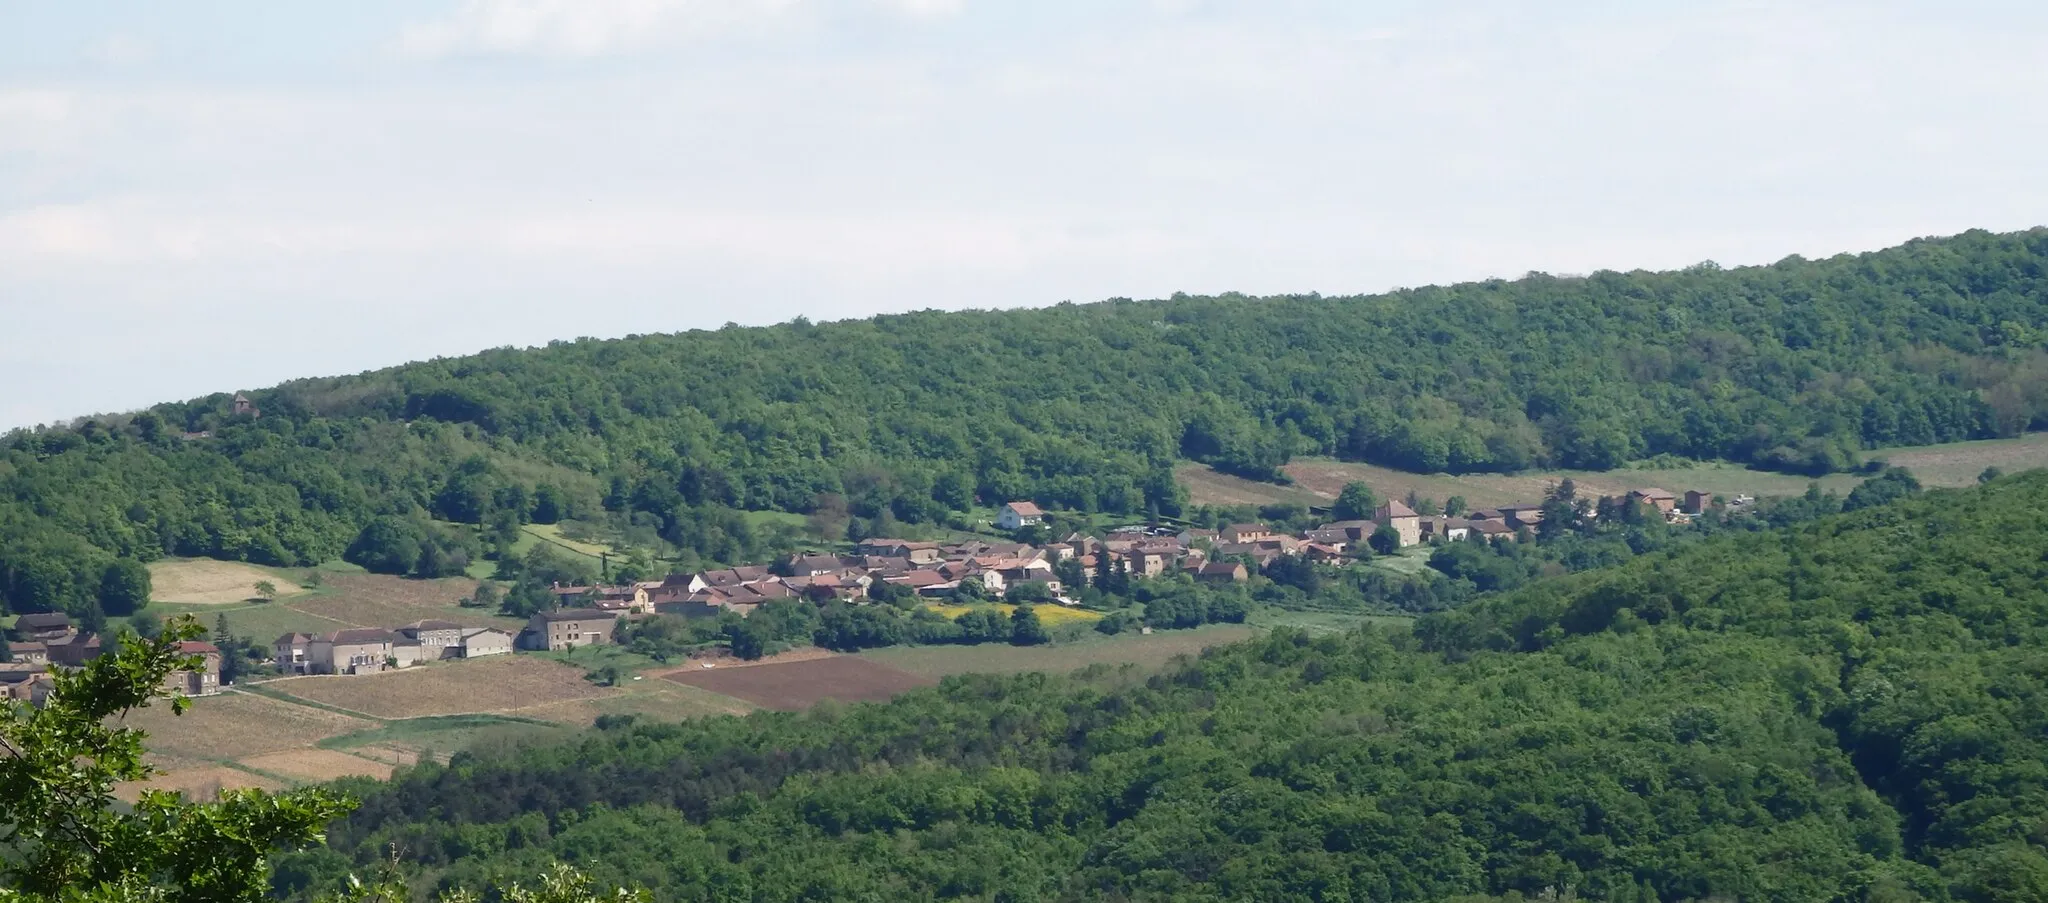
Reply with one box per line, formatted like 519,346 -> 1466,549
1,486 -> 1720,701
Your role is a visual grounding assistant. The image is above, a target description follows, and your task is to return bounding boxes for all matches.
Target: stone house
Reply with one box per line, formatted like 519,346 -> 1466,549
519,609 -> 618,651
399,620 -> 467,660
309,628 -> 400,675
165,641 -> 222,696
1374,501 -> 1421,548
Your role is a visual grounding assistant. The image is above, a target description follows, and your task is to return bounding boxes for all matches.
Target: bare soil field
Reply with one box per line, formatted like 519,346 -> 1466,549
149,559 -> 305,604
664,655 -> 935,711
269,656 -> 609,719
240,748 -> 397,782
859,624 -> 1259,679
116,691 -> 375,761
118,765 -> 283,802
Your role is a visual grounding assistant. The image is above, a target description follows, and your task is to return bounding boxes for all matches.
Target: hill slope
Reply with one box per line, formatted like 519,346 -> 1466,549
8,228 -> 2048,618
273,474 -> 2048,901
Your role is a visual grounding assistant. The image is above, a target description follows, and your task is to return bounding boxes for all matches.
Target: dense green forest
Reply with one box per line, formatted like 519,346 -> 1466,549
262,472 -> 2048,902
9,229 -> 2048,620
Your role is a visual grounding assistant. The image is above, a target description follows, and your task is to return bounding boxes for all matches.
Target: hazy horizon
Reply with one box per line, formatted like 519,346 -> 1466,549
6,0 -> 2047,428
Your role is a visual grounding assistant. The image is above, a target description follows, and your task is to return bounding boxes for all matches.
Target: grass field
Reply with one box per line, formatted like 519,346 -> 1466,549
1179,434 -> 2048,512
858,623 -> 1260,679
925,602 -> 1103,627
149,559 -> 307,604
1248,608 -> 1413,633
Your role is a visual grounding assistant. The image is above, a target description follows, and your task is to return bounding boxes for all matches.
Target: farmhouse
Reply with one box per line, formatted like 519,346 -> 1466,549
164,641 -> 222,697
1193,561 -> 1249,584
13,612 -> 74,642
996,501 -> 1045,530
0,668 -> 52,704
1629,488 -> 1679,514
308,628 -> 401,675
44,634 -> 101,667
1374,501 -> 1421,548
520,609 -> 619,651
399,620 -> 467,659
4,641 -> 48,665
458,627 -> 514,658
1683,489 -> 1713,515
1220,523 -> 1274,544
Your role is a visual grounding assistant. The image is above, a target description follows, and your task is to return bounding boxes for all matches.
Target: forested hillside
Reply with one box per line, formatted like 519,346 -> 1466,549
268,473 -> 2048,901
8,229 -> 2048,619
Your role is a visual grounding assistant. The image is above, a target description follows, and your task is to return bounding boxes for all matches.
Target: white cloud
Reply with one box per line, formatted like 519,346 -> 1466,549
397,0 -> 801,58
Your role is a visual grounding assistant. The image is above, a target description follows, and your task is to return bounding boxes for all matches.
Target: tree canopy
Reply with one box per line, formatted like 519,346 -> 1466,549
268,472 -> 2048,901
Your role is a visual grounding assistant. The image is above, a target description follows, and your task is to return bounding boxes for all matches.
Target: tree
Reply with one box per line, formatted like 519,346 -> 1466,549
1368,524 -> 1402,556
1009,605 -> 1048,645
98,559 -> 151,617
345,517 -> 425,577
1093,545 -> 1114,592
1333,482 -> 1377,521
128,610 -> 163,640
464,581 -> 501,609
1979,466 -> 2004,484
1444,495 -> 1467,517
0,617 -> 353,900
253,581 -> 278,603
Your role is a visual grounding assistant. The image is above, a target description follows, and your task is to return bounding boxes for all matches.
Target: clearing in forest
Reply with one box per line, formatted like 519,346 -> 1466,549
1182,434 -> 2048,511
149,559 -> 305,604
664,655 -> 934,711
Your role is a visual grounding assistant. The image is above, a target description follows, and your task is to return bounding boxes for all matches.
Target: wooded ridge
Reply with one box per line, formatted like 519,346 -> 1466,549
6,228 -> 2048,624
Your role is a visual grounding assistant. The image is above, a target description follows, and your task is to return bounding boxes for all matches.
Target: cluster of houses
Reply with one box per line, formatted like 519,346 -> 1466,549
271,621 -> 516,676
0,488 -> 1724,698
2,612 -> 220,704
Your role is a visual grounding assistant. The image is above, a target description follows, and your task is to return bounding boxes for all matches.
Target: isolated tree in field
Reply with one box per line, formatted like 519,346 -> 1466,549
1368,524 -> 1402,556
1980,466 -> 2004,484
253,580 -> 277,602
1333,482 -> 1377,521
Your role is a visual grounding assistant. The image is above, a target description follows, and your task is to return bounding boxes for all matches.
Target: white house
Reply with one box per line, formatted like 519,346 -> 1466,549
996,501 -> 1045,531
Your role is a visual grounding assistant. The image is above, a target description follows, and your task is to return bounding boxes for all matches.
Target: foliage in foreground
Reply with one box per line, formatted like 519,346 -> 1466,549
279,474 -> 2048,901
0,618 -> 641,903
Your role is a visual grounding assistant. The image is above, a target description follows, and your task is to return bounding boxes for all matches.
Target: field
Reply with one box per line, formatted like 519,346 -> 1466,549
265,656 -> 612,719
664,655 -> 935,710
117,690 -> 377,760
148,570 -> 524,643
925,602 -> 1103,627
1179,434 -> 2048,511
859,623 -> 1260,679
149,559 -> 305,604
239,748 -> 397,783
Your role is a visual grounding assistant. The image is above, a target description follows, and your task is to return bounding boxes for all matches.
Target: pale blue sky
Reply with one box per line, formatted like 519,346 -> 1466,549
4,1 -> 2046,427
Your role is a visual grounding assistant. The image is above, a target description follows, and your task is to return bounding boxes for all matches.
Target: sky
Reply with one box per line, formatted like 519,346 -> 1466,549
3,0 -> 2047,429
